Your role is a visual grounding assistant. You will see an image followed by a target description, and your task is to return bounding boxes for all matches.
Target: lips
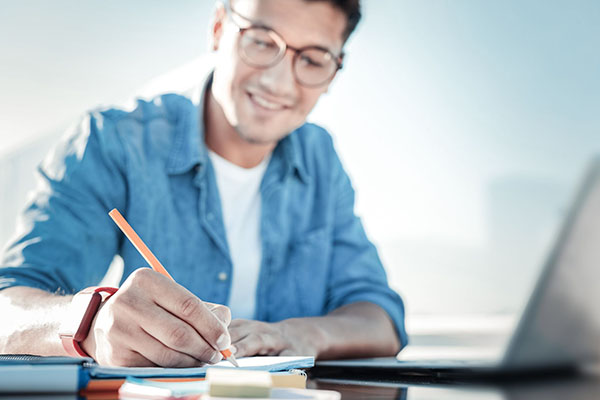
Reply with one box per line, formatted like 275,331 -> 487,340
247,91 -> 290,112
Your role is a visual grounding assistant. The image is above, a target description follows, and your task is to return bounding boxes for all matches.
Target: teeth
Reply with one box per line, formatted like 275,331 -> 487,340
251,94 -> 284,110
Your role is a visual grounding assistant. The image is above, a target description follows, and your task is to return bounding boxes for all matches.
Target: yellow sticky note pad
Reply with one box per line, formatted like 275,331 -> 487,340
206,368 -> 272,398
271,370 -> 307,389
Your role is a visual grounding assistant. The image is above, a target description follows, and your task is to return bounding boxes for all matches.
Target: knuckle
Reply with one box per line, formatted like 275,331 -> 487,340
218,306 -> 232,325
168,325 -> 190,348
130,267 -> 152,283
197,345 -> 218,363
156,349 -> 180,367
179,296 -> 201,319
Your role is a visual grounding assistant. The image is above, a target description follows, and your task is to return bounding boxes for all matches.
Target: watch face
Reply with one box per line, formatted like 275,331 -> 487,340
59,292 -> 102,341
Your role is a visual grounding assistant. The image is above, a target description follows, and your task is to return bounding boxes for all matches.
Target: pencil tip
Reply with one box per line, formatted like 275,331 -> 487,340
228,354 -> 240,368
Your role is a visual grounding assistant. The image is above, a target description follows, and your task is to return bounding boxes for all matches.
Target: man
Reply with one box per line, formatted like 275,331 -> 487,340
0,0 -> 407,367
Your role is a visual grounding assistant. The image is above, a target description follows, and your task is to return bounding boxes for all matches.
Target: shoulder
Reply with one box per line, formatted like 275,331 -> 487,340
71,93 -> 196,168
293,122 -> 334,147
92,93 -> 195,144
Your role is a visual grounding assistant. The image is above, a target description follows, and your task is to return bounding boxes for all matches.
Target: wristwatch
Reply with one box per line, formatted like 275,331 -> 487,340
59,286 -> 118,358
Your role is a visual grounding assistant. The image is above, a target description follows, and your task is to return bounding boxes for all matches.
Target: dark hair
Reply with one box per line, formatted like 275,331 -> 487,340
304,0 -> 361,42
227,0 -> 362,43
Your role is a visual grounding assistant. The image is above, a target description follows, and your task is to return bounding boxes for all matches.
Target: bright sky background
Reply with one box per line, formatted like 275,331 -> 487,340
1,0 -> 599,315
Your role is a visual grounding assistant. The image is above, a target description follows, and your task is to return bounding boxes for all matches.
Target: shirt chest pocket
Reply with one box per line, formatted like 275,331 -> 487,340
269,228 -> 331,318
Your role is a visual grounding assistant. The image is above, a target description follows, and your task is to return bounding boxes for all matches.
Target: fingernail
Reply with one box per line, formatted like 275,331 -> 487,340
210,351 -> 223,364
216,333 -> 231,350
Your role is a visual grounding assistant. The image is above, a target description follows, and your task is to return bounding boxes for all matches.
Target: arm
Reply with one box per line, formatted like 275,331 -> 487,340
0,270 -> 233,367
229,301 -> 400,359
229,133 -> 407,359
0,113 -> 231,366
0,286 -> 72,355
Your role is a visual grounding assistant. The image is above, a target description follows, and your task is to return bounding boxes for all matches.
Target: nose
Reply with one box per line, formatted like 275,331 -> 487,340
256,49 -> 297,96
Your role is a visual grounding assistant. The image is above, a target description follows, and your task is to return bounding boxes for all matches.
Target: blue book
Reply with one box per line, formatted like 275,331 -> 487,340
0,354 -> 92,393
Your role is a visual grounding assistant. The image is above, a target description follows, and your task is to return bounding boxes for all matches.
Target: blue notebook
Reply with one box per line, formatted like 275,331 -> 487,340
0,354 -> 92,393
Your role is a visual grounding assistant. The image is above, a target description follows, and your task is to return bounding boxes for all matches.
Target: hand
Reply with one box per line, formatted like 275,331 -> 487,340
229,319 -> 321,358
81,268 -> 232,367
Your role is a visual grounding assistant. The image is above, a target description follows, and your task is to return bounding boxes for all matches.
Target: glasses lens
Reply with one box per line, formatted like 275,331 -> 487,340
239,27 -> 284,67
294,48 -> 339,87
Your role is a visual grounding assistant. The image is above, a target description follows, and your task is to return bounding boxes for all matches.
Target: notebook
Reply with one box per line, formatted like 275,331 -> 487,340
0,355 -> 314,393
90,356 -> 314,379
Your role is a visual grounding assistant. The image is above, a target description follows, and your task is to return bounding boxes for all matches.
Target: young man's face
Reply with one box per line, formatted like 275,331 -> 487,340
211,0 -> 347,145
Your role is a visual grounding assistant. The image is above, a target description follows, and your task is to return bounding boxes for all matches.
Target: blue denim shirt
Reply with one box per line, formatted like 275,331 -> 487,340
0,78 -> 407,347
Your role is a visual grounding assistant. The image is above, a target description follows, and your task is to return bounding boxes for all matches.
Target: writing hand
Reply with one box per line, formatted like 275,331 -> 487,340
81,268 -> 232,367
228,318 -> 320,358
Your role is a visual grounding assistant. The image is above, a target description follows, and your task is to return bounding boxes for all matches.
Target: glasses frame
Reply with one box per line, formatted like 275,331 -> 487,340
225,2 -> 344,88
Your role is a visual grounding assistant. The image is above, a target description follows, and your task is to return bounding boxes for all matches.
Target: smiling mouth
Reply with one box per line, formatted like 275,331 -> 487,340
248,92 -> 288,112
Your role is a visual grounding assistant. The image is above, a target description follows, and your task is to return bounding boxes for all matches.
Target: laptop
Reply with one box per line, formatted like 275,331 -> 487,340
314,158 -> 600,378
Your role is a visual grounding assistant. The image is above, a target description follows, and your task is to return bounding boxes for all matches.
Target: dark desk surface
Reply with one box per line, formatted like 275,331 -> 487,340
308,371 -> 600,400
1,371 -> 599,399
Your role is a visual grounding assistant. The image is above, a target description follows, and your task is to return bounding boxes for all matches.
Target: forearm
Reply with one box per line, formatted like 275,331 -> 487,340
0,286 -> 72,355
278,302 -> 401,360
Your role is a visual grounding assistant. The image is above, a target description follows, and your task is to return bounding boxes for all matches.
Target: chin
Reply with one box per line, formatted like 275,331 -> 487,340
235,125 -> 290,146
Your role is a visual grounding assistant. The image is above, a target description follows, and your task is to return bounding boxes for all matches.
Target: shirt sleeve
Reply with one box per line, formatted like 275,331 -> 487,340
0,112 -> 127,294
323,143 -> 409,349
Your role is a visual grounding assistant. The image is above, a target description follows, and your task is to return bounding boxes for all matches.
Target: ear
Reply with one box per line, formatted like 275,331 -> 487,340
324,53 -> 345,93
210,1 -> 228,51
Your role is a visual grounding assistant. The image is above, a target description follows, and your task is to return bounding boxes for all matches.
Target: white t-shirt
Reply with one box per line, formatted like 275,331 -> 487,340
208,150 -> 270,320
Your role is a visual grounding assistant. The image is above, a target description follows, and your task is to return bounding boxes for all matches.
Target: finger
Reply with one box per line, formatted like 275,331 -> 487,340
133,326 -> 210,368
108,349 -> 158,367
229,320 -> 253,343
205,302 -> 232,326
229,319 -> 248,328
232,332 -> 278,358
279,349 -> 298,356
91,317 -> 158,367
126,268 -> 231,351
137,300 -> 223,363
127,352 -> 158,367
230,336 -> 253,358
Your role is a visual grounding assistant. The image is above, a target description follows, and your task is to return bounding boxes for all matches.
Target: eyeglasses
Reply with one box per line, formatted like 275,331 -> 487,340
226,3 -> 343,88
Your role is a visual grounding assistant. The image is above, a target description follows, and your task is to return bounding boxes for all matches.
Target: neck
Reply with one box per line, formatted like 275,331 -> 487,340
204,87 -> 275,169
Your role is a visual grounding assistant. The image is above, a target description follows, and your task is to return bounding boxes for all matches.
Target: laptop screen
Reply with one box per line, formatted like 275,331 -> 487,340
504,158 -> 600,368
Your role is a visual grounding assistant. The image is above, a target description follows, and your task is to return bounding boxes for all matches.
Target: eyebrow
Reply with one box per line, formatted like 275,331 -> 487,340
230,5 -> 341,57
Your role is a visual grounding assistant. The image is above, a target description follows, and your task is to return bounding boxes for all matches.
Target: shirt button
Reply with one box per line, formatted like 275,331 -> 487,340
218,272 -> 228,281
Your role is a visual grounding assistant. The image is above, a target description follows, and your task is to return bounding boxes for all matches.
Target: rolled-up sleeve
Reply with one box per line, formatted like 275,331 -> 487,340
0,112 -> 126,294
324,147 -> 408,349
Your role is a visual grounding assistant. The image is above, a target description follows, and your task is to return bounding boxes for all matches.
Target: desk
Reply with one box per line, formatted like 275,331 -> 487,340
308,373 -> 600,400
1,372 -> 599,399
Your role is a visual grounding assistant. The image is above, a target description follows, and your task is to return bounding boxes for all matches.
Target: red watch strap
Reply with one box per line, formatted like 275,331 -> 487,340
81,286 -> 119,296
60,286 -> 118,358
61,335 -> 90,357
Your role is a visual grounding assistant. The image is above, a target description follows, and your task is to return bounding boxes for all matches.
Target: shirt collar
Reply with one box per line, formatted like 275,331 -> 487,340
274,130 -> 309,184
166,70 -> 309,184
165,72 -> 211,175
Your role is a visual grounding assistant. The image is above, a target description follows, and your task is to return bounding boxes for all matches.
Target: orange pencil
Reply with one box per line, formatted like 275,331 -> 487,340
108,208 -> 239,368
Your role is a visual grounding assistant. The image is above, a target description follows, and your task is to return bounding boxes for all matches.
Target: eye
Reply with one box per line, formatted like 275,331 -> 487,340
299,54 -> 324,68
252,38 -> 276,49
